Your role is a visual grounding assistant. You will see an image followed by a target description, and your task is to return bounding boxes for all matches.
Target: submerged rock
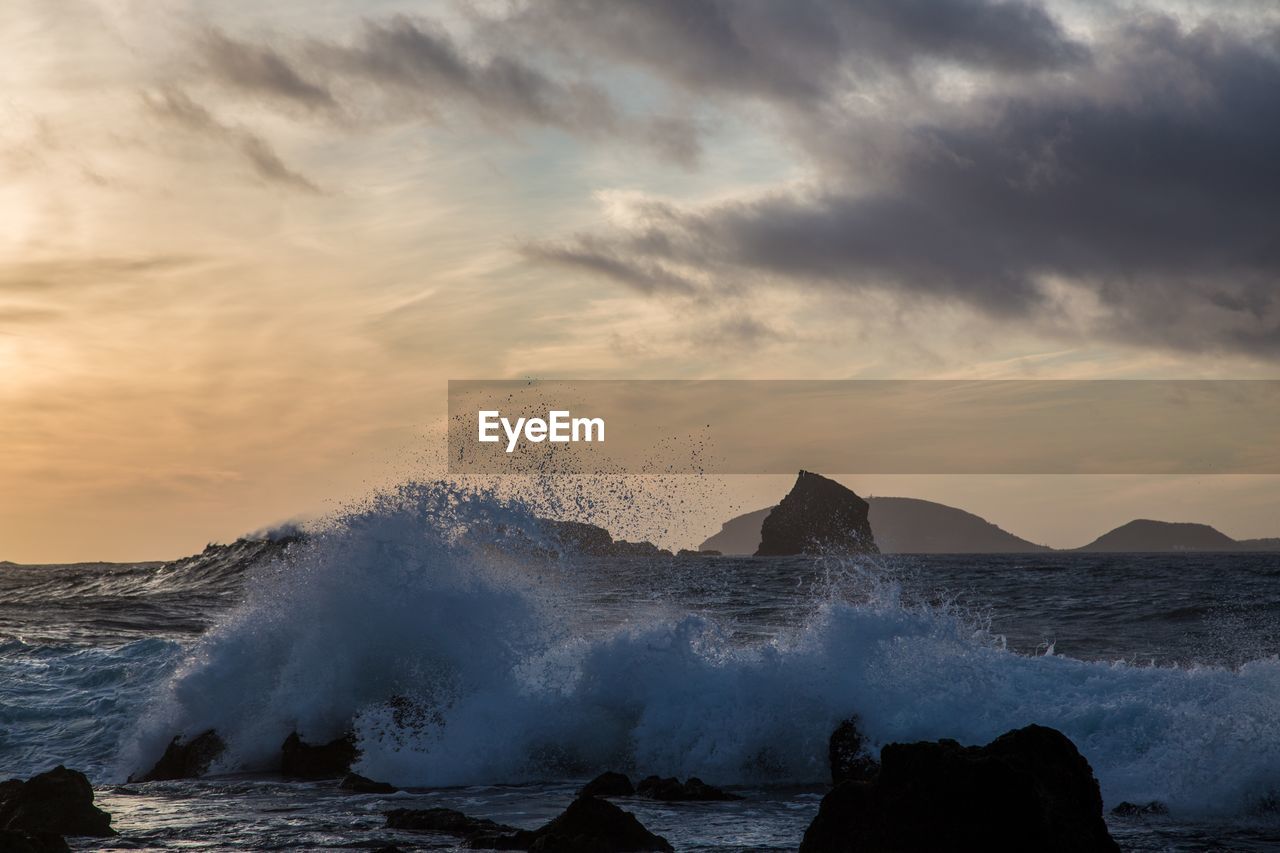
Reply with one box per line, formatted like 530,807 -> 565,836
281,732 -> 358,779
799,724 -> 1119,853
385,807 -> 514,837
636,776 -> 740,802
132,729 -> 226,782
828,717 -> 878,785
755,471 -> 878,557
468,795 -> 673,852
579,772 -> 635,798
1111,801 -> 1168,817
339,773 -> 398,794
0,766 -> 114,838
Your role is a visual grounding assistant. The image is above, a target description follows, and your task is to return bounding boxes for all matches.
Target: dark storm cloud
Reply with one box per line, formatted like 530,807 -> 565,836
144,89 -> 321,193
534,17 -> 1280,356
500,0 -> 1088,102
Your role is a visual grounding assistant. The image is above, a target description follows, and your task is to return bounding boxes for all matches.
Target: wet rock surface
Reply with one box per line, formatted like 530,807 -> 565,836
800,724 -> 1119,853
636,776 -> 740,802
132,729 -> 226,782
281,731 -> 358,778
0,766 -> 113,839
579,772 -> 636,798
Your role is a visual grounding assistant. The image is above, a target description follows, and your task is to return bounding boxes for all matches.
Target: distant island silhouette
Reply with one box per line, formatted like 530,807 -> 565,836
700,474 -> 1278,554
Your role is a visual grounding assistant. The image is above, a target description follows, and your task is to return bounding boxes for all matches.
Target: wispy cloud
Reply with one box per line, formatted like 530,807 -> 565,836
143,88 -> 322,193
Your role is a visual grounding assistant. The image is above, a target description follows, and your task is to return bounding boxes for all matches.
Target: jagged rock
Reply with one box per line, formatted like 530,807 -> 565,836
0,767 -> 114,838
636,775 -> 740,801
339,773 -> 398,794
543,520 -> 618,556
281,731 -> 358,778
474,519 -> 673,560
799,725 -> 1118,853
0,829 -> 69,853
755,471 -> 878,557
468,796 -> 673,852
1111,801 -> 1168,817
611,540 -> 673,558
132,729 -> 226,782
385,807 -> 515,837
579,772 -> 635,798
829,718 -> 878,785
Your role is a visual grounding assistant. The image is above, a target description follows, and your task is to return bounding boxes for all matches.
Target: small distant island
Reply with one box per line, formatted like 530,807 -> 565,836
700,472 -> 1279,555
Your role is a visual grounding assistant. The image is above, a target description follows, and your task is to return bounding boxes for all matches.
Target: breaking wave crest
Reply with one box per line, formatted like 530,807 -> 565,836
121,482 -> 1280,817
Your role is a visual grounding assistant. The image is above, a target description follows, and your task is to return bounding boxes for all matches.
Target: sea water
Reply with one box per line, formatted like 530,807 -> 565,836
3,483 -> 1280,850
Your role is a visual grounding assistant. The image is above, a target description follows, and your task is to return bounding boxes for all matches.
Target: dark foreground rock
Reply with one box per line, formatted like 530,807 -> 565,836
579,772 -> 635,798
468,795 -> 673,852
828,718 -> 878,785
385,807 -> 515,837
0,767 -> 114,838
755,471 -> 879,556
799,724 -> 1119,853
281,731 -> 358,778
636,775 -> 740,801
339,773 -> 398,794
0,829 -> 69,853
132,729 -> 226,781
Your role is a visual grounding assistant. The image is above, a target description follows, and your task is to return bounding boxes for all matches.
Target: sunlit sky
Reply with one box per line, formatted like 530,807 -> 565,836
3,0 -> 1279,562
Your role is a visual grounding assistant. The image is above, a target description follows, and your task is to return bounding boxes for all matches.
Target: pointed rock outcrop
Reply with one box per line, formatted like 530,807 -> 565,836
755,472 -> 878,557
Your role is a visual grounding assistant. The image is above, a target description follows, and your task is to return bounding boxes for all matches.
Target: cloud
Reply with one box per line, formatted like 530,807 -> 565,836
144,88 -> 321,193
197,27 -> 336,111
499,0 -> 1088,104
189,17 -> 702,166
0,306 -> 61,328
529,16 -> 1280,357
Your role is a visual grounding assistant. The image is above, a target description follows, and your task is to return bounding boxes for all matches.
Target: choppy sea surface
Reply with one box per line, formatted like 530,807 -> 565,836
3,485 -> 1280,851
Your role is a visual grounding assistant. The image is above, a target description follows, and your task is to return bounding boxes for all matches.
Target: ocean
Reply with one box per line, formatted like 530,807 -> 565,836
3,483 -> 1280,851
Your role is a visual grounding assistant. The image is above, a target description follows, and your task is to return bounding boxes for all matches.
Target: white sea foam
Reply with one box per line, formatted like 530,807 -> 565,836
119,482 -> 1280,816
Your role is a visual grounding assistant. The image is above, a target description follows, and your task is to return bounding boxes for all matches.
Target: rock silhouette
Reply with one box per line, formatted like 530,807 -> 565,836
828,718 -> 878,785
0,766 -> 113,838
1079,519 -> 1238,552
636,776 -> 740,801
132,729 -> 225,781
385,807 -> 514,838
0,829 -> 69,853
339,773 -> 397,794
579,772 -> 635,798
755,472 -> 878,556
281,731 -> 358,778
703,497 -> 1050,555
799,724 -> 1119,853
468,795 -> 673,852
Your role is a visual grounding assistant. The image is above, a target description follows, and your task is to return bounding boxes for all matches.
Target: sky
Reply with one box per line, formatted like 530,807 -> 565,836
2,0 -> 1279,562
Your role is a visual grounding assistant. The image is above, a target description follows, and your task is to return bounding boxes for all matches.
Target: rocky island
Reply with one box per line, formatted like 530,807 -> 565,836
755,471 -> 879,556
